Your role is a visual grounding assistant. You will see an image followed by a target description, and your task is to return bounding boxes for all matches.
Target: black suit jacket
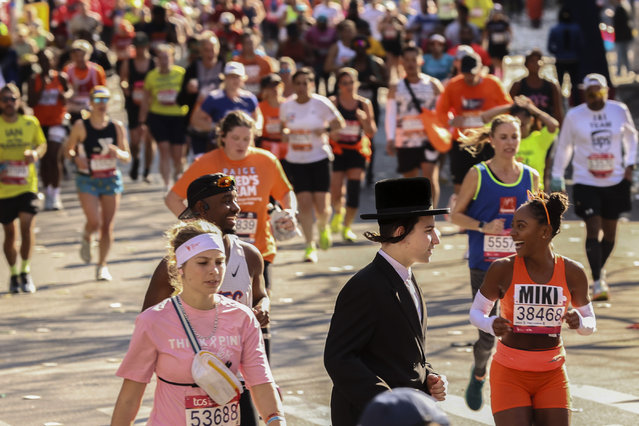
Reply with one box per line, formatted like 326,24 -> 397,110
324,253 -> 436,426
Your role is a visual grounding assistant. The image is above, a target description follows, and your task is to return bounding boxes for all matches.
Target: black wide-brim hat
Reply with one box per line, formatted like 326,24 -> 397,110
360,177 -> 449,220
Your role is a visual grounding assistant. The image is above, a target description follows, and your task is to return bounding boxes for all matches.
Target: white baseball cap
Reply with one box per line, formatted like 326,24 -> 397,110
581,73 -> 608,89
224,61 -> 246,77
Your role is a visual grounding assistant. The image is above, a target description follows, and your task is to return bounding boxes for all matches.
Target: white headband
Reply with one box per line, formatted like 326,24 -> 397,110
175,233 -> 224,267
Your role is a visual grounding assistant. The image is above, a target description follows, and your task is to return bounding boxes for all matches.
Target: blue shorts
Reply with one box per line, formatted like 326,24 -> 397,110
76,171 -> 123,196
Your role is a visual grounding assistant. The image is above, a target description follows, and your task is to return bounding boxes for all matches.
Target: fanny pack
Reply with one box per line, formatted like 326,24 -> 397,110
170,296 -> 242,405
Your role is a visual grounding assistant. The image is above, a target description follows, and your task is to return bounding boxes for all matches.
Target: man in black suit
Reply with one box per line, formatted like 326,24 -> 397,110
324,177 -> 449,426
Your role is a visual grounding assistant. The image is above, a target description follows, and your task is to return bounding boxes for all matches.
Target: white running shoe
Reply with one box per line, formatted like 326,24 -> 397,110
96,266 -> 112,281
592,279 -> 610,301
80,236 -> 92,264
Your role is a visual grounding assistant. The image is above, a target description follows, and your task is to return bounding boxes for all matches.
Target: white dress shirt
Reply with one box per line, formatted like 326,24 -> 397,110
378,249 -> 423,321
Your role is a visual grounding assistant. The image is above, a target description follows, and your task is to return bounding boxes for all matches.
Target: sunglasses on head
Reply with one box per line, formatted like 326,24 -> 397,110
353,39 -> 367,48
191,175 -> 236,203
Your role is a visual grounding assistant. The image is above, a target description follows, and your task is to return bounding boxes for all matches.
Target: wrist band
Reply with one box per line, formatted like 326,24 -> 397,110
266,416 -> 285,424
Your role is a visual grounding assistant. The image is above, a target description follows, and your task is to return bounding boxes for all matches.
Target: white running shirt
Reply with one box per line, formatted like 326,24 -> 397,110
552,100 -> 638,187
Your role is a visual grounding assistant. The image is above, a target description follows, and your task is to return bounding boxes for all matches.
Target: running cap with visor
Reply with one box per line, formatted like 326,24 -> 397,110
224,61 -> 246,77
581,73 -> 608,90
179,174 -> 236,220
90,86 -> 111,99
71,39 -> 93,55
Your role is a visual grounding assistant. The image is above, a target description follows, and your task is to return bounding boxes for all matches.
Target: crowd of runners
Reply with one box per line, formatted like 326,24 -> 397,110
1,0 -> 638,425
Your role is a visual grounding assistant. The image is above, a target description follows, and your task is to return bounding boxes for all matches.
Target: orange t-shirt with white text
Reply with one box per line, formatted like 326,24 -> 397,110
171,147 -> 292,262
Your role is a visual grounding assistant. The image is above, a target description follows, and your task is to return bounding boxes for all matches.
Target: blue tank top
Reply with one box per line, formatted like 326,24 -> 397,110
467,162 -> 534,271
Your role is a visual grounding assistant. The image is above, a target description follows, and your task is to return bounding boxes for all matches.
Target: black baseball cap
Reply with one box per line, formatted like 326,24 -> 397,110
178,174 -> 236,220
460,54 -> 481,74
260,73 -> 282,90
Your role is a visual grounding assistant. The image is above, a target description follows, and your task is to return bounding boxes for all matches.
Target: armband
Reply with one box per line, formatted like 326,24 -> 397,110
469,291 -> 497,336
575,302 -> 596,336
385,99 -> 397,140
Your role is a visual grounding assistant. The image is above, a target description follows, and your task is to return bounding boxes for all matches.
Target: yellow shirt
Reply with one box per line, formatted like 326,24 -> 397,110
0,115 -> 46,198
144,66 -> 188,116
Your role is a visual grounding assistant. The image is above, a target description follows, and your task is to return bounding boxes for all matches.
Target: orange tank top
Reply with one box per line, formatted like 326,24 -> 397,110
33,72 -> 67,126
502,255 -> 571,335
258,100 -> 282,142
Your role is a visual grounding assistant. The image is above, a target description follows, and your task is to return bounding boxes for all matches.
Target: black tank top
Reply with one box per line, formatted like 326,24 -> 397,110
336,99 -> 363,145
82,118 -> 118,175
519,78 -> 554,115
126,58 -> 154,102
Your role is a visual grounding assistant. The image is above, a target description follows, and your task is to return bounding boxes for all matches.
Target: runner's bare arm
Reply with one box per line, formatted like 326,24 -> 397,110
141,258 -> 174,311
111,379 -> 146,426
243,242 -> 269,327
451,167 -> 504,233
165,190 -> 187,217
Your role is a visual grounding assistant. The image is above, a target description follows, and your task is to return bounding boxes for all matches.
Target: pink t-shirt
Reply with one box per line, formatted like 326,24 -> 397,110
116,296 -> 273,425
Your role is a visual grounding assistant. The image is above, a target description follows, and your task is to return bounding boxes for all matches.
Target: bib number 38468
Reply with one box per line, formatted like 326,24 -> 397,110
185,395 -> 240,426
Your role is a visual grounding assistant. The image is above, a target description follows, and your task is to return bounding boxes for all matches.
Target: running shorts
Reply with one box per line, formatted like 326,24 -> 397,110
450,141 -> 494,185
282,158 -> 330,193
147,113 -> 186,145
333,149 -> 367,172
0,192 -> 39,224
76,171 -> 124,196
573,179 -> 631,220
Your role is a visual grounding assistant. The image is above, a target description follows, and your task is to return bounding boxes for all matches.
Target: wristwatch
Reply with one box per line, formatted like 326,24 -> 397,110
478,221 -> 485,233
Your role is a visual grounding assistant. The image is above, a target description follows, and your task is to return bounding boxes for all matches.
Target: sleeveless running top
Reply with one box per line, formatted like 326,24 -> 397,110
467,162 -> 534,271
126,57 -> 155,106
518,78 -> 554,116
80,118 -> 118,178
66,63 -> 103,112
502,255 -> 571,335
218,235 -> 252,307
335,98 -> 364,145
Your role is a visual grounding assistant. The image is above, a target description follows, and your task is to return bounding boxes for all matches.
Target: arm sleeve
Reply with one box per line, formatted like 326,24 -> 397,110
621,104 -> 638,168
575,302 -> 597,336
324,276 -> 391,412
385,98 -> 397,140
551,111 -> 575,179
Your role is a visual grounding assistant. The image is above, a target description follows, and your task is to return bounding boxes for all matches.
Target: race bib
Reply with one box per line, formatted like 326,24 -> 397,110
157,89 -> 178,105
48,125 -> 67,143
587,153 -> 614,178
513,284 -> 565,334
264,118 -> 282,135
1,160 -> 29,185
491,32 -> 508,44
70,95 -> 90,110
461,115 -> 484,129
289,132 -> 313,151
185,395 -> 240,426
483,230 -> 515,261
236,211 -> 258,244
40,88 -> 59,106
338,120 -> 361,141
90,154 -> 117,178
401,115 -> 425,133
132,81 -> 145,105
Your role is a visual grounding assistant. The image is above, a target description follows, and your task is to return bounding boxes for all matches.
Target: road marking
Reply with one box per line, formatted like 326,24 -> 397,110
283,395 -> 331,425
571,385 -> 639,415
97,405 -> 151,423
437,394 -> 494,424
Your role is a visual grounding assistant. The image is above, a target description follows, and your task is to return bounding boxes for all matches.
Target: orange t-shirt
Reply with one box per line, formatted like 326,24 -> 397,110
63,62 -> 107,112
171,146 -> 292,263
233,55 -> 274,93
32,72 -> 67,126
501,255 -> 571,335
436,74 -> 512,139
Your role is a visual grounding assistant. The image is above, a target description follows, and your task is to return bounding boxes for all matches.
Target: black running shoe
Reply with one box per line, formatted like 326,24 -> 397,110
9,275 -> 20,294
129,158 -> 140,181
